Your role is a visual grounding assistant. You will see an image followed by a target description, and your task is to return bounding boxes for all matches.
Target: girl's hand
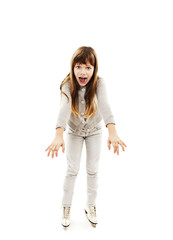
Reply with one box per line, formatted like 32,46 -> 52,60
45,136 -> 65,158
107,134 -> 127,155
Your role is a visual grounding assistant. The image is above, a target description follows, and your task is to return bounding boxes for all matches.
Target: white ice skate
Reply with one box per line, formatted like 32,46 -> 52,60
61,206 -> 71,228
84,205 -> 98,228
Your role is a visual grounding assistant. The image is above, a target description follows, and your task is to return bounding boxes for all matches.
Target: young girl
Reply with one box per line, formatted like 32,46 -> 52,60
45,46 -> 127,228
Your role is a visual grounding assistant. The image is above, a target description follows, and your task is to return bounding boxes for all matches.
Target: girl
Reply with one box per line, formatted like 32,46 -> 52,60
45,46 -> 127,228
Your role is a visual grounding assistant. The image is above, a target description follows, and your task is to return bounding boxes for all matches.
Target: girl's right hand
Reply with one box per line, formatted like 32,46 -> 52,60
45,136 -> 65,158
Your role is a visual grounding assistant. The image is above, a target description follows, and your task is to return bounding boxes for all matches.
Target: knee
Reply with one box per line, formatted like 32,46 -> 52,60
66,169 -> 79,177
87,170 -> 98,177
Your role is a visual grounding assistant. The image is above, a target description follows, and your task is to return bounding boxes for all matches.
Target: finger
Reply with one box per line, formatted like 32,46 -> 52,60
121,141 -> 127,147
61,143 -> 65,153
119,142 -> 125,151
113,142 -> 118,154
54,145 -> 61,157
117,145 -> 119,155
56,145 -> 61,153
47,149 -> 52,157
53,148 -> 58,158
52,150 -> 55,158
52,146 -> 58,158
47,145 -> 53,156
107,140 -> 111,150
54,146 -> 59,157
112,142 -> 116,153
45,145 -> 51,152
107,140 -> 109,149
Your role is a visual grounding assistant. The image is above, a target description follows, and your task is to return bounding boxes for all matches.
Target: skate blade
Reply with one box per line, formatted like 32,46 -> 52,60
62,225 -> 70,231
91,223 -> 96,228
62,223 -> 70,230
84,209 -> 97,228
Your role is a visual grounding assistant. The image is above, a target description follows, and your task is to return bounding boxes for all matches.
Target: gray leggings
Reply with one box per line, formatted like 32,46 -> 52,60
62,127 -> 103,206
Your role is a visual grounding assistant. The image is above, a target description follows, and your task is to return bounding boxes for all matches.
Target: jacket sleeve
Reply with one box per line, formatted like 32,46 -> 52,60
96,77 -> 116,127
55,82 -> 71,131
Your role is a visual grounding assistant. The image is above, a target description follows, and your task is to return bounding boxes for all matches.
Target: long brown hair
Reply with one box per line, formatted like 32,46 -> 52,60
60,46 -> 99,118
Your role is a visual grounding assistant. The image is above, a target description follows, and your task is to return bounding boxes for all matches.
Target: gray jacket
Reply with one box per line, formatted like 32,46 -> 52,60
55,77 -> 116,135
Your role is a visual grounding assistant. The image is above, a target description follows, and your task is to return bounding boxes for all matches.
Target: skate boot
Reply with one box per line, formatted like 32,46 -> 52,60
61,206 -> 71,228
84,205 -> 98,228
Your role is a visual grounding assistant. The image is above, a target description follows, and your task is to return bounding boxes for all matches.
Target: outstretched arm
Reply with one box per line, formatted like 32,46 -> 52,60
96,77 -> 127,155
96,77 -> 116,127
45,82 -> 71,158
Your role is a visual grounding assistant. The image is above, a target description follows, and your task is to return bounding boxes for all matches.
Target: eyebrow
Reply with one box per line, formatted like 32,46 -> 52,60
75,63 -> 92,66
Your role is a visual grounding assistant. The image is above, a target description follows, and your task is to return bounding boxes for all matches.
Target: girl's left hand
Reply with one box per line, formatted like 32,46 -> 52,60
107,134 -> 127,155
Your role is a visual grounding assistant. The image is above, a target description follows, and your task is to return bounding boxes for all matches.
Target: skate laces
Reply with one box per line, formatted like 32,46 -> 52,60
89,205 -> 96,217
63,206 -> 71,219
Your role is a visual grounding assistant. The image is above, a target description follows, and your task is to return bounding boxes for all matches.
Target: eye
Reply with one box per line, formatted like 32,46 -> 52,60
76,65 -> 81,69
86,67 -> 91,70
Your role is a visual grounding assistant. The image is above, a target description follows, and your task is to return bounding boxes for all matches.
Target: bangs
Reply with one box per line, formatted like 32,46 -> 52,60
73,51 -> 95,66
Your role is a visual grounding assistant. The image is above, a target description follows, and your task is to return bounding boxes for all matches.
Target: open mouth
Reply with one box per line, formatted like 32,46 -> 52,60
79,77 -> 87,83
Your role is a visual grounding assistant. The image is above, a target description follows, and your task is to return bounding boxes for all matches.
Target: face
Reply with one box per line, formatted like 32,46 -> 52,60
74,60 -> 94,86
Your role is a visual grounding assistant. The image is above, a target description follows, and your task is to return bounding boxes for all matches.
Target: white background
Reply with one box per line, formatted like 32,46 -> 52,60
0,0 -> 173,239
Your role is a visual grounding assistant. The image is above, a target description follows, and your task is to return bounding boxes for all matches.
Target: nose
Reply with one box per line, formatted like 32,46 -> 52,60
80,67 -> 86,75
